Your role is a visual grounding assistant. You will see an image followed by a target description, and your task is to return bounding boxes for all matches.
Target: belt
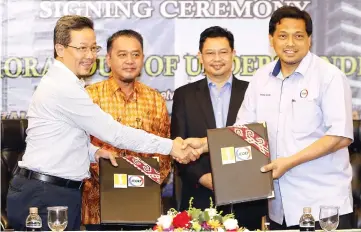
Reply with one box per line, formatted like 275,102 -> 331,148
18,168 -> 83,189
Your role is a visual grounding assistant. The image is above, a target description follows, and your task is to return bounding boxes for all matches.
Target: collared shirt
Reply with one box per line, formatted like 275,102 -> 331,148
82,77 -> 172,224
235,52 -> 353,226
207,76 -> 233,128
19,60 -> 173,181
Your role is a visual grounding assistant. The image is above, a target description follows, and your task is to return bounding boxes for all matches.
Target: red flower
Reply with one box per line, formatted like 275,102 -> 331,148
172,211 -> 191,228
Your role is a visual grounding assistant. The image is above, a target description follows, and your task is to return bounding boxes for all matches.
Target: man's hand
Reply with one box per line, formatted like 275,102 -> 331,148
199,173 -> 213,190
171,137 -> 200,164
260,157 -> 293,179
182,137 -> 208,154
95,148 -> 118,167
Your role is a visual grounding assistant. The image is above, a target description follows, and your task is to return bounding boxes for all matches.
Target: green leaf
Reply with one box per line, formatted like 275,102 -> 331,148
190,209 -> 202,220
222,213 -> 235,222
204,211 -> 210,221
213,215 -> 223,223
199,212 -> 206,223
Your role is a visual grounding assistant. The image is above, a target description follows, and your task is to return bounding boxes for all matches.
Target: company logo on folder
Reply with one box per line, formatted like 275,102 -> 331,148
235,146 -> 252,161
114,174 -> 127,188
128,175 -> 145,187
221,147 -> 235,164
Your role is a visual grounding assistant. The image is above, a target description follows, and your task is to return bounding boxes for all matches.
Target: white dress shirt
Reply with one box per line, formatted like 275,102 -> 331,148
19,60 -> 173,181
234,52 -> 353,226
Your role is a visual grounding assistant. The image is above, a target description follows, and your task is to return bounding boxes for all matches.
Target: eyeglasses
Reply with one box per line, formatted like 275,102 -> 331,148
67,45 -> 102,54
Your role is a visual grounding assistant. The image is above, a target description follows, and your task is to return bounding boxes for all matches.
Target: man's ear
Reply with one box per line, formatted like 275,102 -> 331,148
106,53 -> 111,68
198,51 -> 203,65
55,44 -> 65,58
268,34 -> 274,48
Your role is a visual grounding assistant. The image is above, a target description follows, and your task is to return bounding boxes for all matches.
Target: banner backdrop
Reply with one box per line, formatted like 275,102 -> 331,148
1,0 -> 361,196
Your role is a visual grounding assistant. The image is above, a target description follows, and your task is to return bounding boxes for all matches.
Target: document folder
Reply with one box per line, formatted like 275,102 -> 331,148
207,123 -> 274,206
99,157 -> 161,224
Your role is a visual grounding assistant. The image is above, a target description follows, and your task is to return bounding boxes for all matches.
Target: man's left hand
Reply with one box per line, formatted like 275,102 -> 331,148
95,148 -> 119,167
260,157 -> 293,179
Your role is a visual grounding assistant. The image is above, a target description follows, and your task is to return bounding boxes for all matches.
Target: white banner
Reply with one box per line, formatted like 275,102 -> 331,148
1,0 -> 361,120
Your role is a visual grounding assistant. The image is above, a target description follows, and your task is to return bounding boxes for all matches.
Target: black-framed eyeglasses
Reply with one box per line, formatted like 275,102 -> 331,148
67,45 -> 102,54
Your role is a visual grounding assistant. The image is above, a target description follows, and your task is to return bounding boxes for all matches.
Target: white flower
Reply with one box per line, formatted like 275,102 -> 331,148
223,218 -> 238,230
217,228 -> 225,232
205,208 -> 217,218
156,215 -> 173,229
243,229 -> 250,232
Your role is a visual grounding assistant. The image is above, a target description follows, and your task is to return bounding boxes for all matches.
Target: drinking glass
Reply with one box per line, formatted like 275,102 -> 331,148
319,205 -> 339,232
47,206 -> 68,231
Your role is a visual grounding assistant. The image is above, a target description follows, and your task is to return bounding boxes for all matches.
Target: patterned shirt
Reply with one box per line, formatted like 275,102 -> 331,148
82,77 -> 171,224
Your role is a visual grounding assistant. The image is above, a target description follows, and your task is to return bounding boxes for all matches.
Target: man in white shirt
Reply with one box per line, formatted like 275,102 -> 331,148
6,15 -> 199,231
182,6 -> 354,230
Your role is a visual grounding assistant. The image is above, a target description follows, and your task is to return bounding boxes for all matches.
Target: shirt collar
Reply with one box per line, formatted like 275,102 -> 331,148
108,75 -> 140,96
207,74 -> 233,88
270,51 -> 312,78
53,59 -> 85,87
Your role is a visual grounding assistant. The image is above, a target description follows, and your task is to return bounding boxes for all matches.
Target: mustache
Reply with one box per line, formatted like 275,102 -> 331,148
284,47 -> 297,51
80,59 -> 95,63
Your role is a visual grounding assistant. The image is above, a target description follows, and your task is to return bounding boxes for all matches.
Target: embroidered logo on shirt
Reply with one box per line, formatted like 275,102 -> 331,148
300,89 -> 308,98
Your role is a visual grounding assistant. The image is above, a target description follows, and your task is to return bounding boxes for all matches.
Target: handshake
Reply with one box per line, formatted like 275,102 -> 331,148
96,137 -> 209,167
170,137 -> 209,164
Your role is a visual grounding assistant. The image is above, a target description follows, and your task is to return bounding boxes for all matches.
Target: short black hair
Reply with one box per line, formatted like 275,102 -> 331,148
269,6 -> 312,36
106,29 -> 143,53
53,15 -> 94,58
199,26 -> 234,52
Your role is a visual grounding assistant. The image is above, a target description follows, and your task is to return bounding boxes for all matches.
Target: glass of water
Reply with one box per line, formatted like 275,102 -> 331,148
319,205 -> 339,232
47,206 -> 68,231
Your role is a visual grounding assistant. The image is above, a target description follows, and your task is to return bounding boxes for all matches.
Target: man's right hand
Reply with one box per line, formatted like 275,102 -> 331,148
199,173 -> 213,190
95,148 -> 118,167
182,137 -> 209,154
170,137 -> 201,164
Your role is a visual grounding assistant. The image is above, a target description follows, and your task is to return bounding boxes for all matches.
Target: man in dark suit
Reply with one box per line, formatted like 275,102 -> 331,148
171,26 -> 267,230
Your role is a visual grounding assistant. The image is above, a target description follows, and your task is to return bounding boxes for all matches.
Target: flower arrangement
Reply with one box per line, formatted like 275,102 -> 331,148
153,198 -> 251,232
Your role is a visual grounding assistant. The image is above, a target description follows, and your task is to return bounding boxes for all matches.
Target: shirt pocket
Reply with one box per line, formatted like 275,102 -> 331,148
291,99 -> 321,134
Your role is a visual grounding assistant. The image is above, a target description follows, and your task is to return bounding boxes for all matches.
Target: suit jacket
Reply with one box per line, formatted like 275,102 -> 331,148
171,76 -> 267,230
